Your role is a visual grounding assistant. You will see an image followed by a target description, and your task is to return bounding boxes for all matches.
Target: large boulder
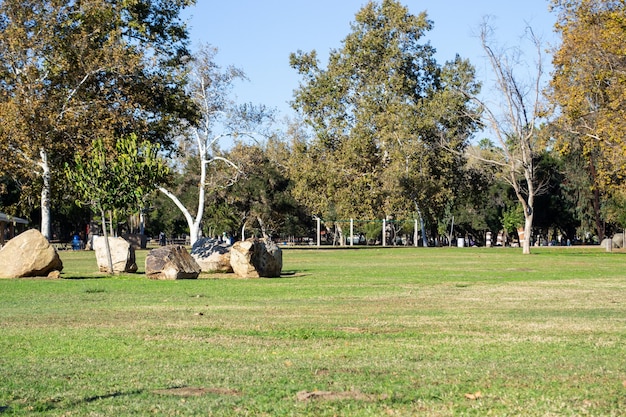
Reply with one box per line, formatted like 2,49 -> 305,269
93,236 -> 137,273
230,238 -> 282,278
0,229 -> 63,278
612,233 -> 624,249
145,245 -> 201,280
190,237 -> 233,273
601,238 -> 614,250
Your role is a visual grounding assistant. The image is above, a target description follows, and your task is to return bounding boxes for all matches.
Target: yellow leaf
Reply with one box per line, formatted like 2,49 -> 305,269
464,391 -> 482,400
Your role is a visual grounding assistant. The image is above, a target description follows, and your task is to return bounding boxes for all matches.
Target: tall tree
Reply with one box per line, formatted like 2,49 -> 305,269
0,0 -> 196,239
289,0 -> 480,244
459,21 -> 552,254
550,0 -> 626,240
157,45 -> 273,245
225,141 -> 310,240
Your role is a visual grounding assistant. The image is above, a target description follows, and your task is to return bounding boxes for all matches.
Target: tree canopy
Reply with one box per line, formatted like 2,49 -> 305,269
65,134 -> 169,273
0,0 -> 197,238
3,0 -> 624,248
288,0 -> 480,242
550,0 -> 626,240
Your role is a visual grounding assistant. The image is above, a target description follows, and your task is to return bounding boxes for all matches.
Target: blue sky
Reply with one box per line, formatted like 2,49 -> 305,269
182,1 -> 558,119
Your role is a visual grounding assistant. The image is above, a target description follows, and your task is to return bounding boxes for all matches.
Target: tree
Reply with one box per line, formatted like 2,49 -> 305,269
289,0 -> 480,244
448,140 -> 504,244
459,21 -> 552,254
0,0 -> 196,239
157,45 -> 273,246
390,56 -> 481,245
532,151 -> 580,242
225,141 -> 311,240
65,134 -> 169,274
550,0 -> 626,239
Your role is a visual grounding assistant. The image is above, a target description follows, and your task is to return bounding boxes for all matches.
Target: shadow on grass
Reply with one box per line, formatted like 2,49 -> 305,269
82,390 -> 143,403
200,270 -> 310,280
0,405 -> 9,414
22,390 -> 144,413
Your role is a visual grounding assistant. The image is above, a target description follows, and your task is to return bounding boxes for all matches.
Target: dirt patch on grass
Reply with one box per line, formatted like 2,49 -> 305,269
296,389 -> 388,402
153,387 -> 240,397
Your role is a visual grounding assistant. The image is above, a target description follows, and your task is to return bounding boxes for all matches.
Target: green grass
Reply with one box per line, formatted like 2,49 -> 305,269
1,247 -> 625,416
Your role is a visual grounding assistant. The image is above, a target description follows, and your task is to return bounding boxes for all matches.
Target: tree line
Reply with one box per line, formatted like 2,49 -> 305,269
0,0 -> 624,254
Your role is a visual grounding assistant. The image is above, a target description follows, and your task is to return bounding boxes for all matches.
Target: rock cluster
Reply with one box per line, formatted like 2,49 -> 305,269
0,231 -> 283,280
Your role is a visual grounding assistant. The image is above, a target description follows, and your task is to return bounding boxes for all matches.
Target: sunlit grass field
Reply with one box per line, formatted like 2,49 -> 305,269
1,246 -> 625,416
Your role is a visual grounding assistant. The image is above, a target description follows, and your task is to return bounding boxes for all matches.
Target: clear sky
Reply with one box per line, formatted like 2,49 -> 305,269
182,1 -> 558,119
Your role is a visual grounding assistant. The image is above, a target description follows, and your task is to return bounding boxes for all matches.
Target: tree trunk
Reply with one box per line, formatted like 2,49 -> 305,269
257,216 -> 270,240
334,223 -> 344,246
100,209 -> 114,275
588,158 -> 605,241
448,216 -> 455,247
38,148 -> 52,240
522,212 -> 534,255
414,202 -> 428,247
157,186 -> 201,246
156,149 -> 212,246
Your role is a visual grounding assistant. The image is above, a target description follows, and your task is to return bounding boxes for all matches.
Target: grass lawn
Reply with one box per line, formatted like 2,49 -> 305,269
1,246 -> 625,416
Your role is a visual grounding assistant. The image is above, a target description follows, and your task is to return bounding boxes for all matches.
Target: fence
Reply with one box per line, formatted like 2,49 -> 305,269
312,217 -> 422,248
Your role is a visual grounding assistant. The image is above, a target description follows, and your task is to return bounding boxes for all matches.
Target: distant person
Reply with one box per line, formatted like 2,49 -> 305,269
159,231 -> 166,246
71,233 -> 82,250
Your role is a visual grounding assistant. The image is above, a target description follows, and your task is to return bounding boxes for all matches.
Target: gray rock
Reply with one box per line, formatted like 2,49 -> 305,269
612,233 -> 624,249
191,237 -> 233,273
145,245 -> 201,280
0,229 -> 63,278
93,236 -> 137,273
601,238 -> 614,250
230,238 -> 282,278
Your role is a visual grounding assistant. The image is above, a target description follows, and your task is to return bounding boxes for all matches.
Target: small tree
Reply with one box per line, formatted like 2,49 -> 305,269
66,135 -> 169,274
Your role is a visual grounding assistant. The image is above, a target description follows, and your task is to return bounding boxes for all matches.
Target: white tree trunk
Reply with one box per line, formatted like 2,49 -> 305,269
257,216 -> 269,239
414,202 -> 428,247
157,130 -> 242,247
157,186 -> 202,246
522,212 -> 534,255
156,135 -> 210,246
38,148 -> 52,240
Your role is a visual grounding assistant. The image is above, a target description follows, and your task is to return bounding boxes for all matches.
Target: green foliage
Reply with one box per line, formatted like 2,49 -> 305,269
361,221 -> 382,243
289,1 -> 481,230
551,0 -> 626,193
532,151 -> 579,237
502,204 -> 524,233
210,142 -> 312,239
550,0 -> 626,239
65,134 -> 169,217
602,190 -> 626,230
0,0 -> 196,235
